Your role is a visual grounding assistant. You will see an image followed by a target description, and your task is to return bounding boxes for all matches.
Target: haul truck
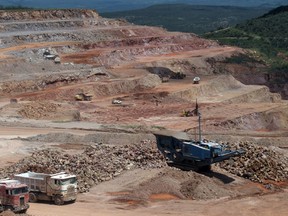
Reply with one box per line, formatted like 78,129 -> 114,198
14,172 -> 77,205
0,179 -> 29,213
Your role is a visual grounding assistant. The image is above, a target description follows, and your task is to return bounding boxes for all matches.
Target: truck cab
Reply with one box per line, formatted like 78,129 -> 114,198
49,173 -> 77,204
0,179 -> 29,213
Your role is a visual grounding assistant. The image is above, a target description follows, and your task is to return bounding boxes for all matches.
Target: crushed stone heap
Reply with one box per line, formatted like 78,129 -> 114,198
218,141 -> 288,183
0,139 -> 287,193
0,140 -> 166,193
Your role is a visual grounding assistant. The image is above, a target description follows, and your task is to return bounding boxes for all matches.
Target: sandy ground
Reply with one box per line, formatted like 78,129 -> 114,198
0,124 -> 287,216
27,191 -> 288,216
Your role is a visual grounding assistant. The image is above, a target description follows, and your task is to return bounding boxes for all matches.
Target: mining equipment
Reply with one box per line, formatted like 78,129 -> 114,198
0,179 -> 29,213
75,93 -> 92,101
14,172 -> 77,205
154,101 -> 245,171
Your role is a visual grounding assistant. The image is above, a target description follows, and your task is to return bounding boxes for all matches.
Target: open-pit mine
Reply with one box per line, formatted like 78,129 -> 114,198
0,9 -> 287,216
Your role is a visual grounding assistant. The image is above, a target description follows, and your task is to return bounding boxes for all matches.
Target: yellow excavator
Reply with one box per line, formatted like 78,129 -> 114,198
75,93 -> 92,101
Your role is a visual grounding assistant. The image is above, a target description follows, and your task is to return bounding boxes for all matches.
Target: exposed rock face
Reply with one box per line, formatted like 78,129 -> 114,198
267,71 -> 288,100
211,54 -> 288,100
0,9 -> 99,22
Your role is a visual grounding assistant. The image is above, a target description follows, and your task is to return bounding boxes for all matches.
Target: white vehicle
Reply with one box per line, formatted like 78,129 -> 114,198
112,99 -> 122,104
14,172 -> 77,205
193,76 -> 200,84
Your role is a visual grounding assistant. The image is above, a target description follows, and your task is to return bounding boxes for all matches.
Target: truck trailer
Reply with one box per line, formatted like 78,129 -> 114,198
0,179 -> 29,213
14,172 -> 77,205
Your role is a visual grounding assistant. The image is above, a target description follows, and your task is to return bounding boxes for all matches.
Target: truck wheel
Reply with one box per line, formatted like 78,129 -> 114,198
19,209 -> 27,214
54,195 -> 64,205
6,206 -> 13,212
29,193 -> 38,203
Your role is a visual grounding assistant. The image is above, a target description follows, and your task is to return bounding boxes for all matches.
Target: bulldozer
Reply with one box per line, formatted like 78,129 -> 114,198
181,99 -> 199,117
181,109 -> 197,117
75,93 -> 92,101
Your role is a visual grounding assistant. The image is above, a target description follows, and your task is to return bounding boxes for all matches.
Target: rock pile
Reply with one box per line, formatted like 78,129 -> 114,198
0,140 -> 165,193
218,141 -> 288,183
1,138 -> 287,193
18,102 -> 60,119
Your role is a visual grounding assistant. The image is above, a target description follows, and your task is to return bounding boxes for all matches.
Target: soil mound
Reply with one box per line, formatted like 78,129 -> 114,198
24,132 -> 155,146
0,101 -> 80,121
172,75 -> 281,103
108,166 -> 246,206
214,104 -> 288,131
129,168 -> 239,201
92,74 -> 162,97
17,101 -> 80,121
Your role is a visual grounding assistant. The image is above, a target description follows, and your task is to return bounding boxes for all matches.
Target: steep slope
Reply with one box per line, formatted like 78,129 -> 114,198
205,5 -> 288,57
204,6 -> 288,99
0,9 -> 287,136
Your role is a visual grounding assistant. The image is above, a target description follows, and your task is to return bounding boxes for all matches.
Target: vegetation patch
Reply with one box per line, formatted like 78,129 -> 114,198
102,4 -> 269,35
223,53 -> 264,65
204,6 -> 288,73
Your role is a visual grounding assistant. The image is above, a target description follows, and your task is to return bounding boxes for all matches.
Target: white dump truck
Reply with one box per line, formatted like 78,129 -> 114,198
14,172 -> 77,205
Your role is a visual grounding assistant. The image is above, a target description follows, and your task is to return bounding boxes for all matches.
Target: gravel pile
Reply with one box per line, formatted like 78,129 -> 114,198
18,102 -> 60,119
0,140 -> 165,193
218,141 -> 288,183
1,137 -> 287,194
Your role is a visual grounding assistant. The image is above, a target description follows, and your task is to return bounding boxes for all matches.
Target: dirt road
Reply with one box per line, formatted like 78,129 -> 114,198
27,190 -> 288,216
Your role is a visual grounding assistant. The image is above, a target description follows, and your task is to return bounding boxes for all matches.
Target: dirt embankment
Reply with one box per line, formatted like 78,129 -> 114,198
212,104 -> 288,131
209,53 -> 288,100
0,9 -> 99,22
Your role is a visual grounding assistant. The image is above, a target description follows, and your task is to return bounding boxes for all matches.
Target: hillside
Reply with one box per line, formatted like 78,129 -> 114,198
102,4 -> 270,34
204,5 -> 288,99
0,0 -> 286,12
205,5 -> 288,51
